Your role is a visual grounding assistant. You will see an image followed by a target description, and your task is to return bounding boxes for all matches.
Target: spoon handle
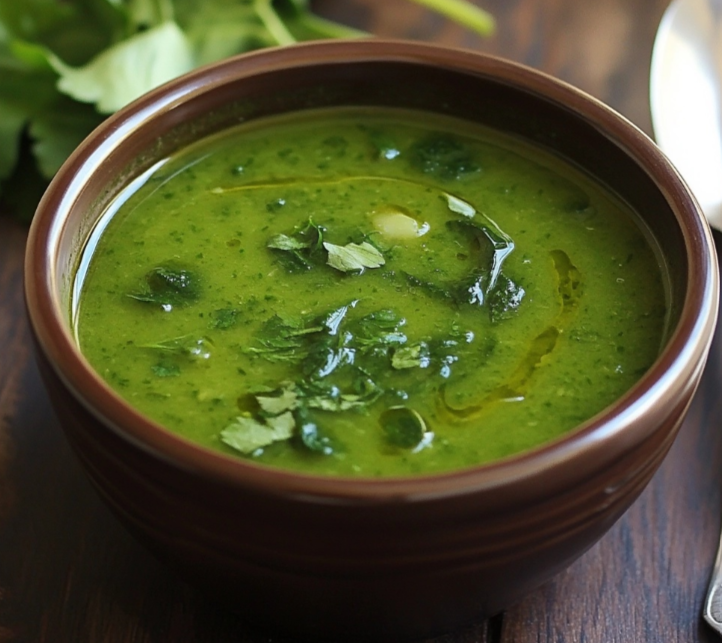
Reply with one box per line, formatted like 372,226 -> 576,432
704,535 -> 722,634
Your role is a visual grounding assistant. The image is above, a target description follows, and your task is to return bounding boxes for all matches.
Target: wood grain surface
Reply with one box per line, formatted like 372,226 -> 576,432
2,1 -> 722,641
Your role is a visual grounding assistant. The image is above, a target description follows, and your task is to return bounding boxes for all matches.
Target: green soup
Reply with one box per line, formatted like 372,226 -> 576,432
74,107 -> 668,477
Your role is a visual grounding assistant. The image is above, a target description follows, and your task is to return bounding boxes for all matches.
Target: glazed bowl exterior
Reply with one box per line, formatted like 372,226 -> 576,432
24,40 -> 718,641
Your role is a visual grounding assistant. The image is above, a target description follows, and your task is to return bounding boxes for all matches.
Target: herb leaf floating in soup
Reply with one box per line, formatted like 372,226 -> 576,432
324,241 -> 385,273
74,107 -> 668,477
128,265 -> 201,309
266,217 -> 326,271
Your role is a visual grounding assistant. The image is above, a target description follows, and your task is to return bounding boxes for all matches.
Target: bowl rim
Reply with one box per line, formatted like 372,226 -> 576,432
24,38 -> 719,502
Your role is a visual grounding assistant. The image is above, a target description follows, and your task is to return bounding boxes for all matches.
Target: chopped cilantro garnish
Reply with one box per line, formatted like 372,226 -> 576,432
324,241 -> 385,273
242,314 -> 316,363
443,192 -> 476,218
255,386 -> 299,416
128,266 -> 200,308
355,309 -> 407,355
221,412 -> 295,454
230,299 -> 471,458
267,218 -> 326,272
392,342 -> 431,369
267,218 -> 385,275
267,233 -> 311,251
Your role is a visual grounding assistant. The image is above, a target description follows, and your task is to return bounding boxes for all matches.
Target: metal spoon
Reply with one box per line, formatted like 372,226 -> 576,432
651,0 -> 722,632
650,0 -> 722,229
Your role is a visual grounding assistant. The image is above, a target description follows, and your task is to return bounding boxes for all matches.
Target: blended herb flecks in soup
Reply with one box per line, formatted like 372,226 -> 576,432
74,107 -> 668,476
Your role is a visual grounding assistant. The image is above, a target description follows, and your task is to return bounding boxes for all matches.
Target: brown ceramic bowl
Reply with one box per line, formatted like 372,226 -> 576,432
24,40 -> 718,641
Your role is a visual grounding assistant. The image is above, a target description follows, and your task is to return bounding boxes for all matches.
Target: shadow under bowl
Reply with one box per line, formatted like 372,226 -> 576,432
24,39 -> 719,641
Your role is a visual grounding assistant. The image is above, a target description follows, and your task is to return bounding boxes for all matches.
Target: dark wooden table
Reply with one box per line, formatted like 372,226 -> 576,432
2,1 -> 721,641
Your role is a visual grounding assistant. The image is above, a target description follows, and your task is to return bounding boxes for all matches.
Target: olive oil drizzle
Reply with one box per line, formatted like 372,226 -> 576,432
438,249 -> 583,422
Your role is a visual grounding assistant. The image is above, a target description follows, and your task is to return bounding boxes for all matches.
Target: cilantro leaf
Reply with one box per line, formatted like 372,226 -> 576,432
221,411 -> 295,454
354,309 -> 407,355
49,21 -> 195,114
392,342 -> 431,369
443,192 -> 476,218
128,265 -> 201,308
267,217 -> 326,272
172,0 -> 271,65
324,241 -> 385,273
255,387 -> 299,415
267,233 -> 311,251
298,371 -> 383,412
226,382 -> 344,455
243,313 -> 318,362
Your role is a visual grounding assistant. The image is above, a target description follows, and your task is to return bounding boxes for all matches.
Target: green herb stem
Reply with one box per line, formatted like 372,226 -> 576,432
291,11 -> 367,40
409,0 -> 495,36
254,0 -> 298,46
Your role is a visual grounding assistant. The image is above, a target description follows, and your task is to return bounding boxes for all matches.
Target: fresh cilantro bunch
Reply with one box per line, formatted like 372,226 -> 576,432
0,0 -> 494,221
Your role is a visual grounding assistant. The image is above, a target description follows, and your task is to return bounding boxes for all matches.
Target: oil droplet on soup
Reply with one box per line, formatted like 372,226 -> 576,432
74,107 -> 668,477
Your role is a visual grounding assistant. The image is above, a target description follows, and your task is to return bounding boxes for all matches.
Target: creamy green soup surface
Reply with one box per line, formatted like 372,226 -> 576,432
74,107 -> 668,477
